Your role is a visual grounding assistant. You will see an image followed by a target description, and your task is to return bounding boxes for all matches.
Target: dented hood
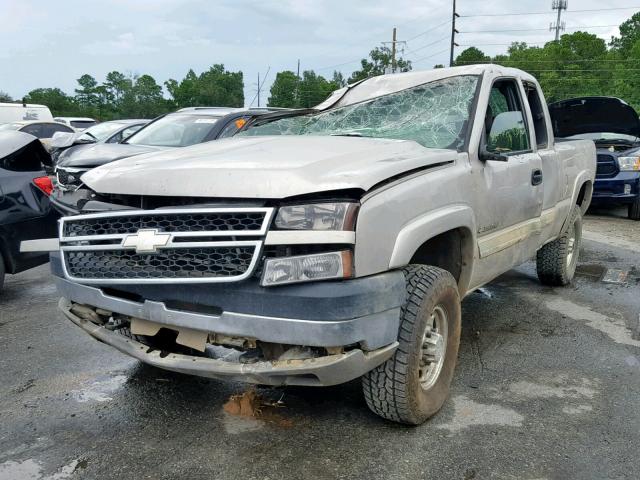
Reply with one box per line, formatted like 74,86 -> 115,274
81,135 -> 455,199
549,97 -> 640,138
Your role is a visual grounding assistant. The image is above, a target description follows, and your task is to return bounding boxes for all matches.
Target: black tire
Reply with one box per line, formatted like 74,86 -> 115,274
0,255 -> 5,292
362,265 -> 461,425
536,205 -> 582,286
629,197 -> 640,221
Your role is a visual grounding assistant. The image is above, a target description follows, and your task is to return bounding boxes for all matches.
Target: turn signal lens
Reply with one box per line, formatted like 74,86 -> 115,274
261,250 -> 353,286
33,176 -> 54,196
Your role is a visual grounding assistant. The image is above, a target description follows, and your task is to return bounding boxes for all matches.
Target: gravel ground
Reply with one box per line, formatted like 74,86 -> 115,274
0,209 -> 638,480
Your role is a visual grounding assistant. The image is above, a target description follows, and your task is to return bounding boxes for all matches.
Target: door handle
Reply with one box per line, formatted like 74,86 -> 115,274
531,169 -> 543,186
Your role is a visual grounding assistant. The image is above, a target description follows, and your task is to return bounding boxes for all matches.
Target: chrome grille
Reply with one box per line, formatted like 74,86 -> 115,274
63,211 -> 266,237
59,208 -> 273,284
66,247 -> 256,280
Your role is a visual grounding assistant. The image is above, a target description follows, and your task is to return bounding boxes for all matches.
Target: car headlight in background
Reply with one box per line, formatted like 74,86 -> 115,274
261,250 -> 353,286
274,202 -> 359,230
618,156 -> 640,171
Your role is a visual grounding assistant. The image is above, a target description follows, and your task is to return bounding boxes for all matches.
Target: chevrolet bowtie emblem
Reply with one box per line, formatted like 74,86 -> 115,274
122,229 -> 171,254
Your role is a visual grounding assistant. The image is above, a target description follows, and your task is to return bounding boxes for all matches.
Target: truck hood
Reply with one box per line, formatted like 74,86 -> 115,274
56,143 -> 163,168
82,136 -> 456,199
548,97 -> 640,138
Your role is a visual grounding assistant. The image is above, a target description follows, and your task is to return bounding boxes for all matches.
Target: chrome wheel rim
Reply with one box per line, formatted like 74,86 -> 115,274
566,218 -> 580,273
419,305 -> 448,390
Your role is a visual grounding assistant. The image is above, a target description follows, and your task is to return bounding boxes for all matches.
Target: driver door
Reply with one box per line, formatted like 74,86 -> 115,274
469,78 -> 544,288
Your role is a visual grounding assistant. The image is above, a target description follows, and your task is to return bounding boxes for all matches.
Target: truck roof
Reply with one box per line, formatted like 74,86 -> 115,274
317,64 -> 538,110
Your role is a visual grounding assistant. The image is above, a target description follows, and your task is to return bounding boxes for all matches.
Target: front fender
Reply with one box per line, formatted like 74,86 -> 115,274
388,204 -> 477,293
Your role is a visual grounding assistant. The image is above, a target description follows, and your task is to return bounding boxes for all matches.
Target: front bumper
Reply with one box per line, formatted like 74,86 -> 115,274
60,298 -> 397,386
591,172 -> 640,205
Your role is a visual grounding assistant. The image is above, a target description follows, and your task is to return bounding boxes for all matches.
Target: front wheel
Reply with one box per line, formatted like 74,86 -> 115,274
362,265 -> 461,425
536,205 -> 582,286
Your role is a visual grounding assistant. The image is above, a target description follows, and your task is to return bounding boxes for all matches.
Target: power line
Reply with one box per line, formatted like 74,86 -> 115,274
407,35 -> 450,54
458,24 -> 618,33
405,19 -> 452,42
460,5 -> 640,17
412,47 -> 451,64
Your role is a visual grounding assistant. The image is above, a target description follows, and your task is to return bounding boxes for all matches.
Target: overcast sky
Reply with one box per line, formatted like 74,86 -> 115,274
1,0 -> 637,107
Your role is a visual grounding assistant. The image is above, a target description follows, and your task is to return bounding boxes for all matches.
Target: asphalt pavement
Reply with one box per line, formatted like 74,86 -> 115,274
0,209 -> 638,480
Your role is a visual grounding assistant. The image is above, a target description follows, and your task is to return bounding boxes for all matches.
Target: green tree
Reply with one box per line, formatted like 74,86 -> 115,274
131,74 -> 169,117
23,88 -> 78,116
611,12 -> 640,53
74,74 -> 99,113
454,47 -> 490,66
268,70 -> 341,108
268,70 -> 299,108
348,46 -> 412,83
166,65 -> 244,108
0,91 -> 12,102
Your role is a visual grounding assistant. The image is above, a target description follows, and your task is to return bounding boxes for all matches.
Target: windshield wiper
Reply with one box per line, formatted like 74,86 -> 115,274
330,133 -> 363,137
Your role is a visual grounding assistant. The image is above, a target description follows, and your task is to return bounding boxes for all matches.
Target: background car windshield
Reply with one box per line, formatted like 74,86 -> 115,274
80,122 -> 125,142
125,115 -> 220,147
241,75 -> 479,149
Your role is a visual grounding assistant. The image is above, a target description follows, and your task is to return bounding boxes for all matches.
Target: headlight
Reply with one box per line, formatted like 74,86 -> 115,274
618,156 -> 640,171
274,202 -> 358,230
261,250 -> 353,286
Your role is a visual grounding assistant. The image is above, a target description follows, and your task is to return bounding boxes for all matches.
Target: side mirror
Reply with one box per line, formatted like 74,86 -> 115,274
479,147 -> 508,162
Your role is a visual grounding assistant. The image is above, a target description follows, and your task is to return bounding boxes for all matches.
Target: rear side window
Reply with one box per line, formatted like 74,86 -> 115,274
46,123 -> 74,137
485,79 -> 531,154
20,124 -> 46,138
0,140 -> 49,172
524,83 -> 548,149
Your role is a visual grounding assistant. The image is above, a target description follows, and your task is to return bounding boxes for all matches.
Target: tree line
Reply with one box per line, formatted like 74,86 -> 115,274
2,12 -> 640,118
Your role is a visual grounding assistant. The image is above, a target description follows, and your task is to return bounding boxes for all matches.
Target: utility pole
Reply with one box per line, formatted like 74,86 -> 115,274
449,0 -> 460,67
550,0 -> 567,41
391,27 -> 397,73
382,28 -> 406,73
257,72 -> 260,107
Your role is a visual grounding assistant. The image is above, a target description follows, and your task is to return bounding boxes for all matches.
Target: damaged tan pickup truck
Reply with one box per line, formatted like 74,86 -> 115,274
26,66 -> 596,424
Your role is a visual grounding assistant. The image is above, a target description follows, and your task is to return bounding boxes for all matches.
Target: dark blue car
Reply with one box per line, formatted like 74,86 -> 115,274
549,97 -> 640,220
0,131 -> 58,290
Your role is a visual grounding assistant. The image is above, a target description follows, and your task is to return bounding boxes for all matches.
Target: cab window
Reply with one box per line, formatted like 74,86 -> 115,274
485,79 -> 531,154
524,83 -> 548,149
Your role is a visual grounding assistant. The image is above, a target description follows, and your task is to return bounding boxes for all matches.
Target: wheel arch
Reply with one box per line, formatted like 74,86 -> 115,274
388,205 -> 476,295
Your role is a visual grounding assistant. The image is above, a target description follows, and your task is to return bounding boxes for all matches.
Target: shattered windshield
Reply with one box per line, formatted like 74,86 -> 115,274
241,75 -> 479,149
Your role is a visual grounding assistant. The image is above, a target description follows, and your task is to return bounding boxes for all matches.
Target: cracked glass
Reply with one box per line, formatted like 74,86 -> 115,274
242,75 -> 479,149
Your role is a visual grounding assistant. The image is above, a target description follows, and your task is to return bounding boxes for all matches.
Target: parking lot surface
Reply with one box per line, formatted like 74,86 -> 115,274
0,210 -> 638,480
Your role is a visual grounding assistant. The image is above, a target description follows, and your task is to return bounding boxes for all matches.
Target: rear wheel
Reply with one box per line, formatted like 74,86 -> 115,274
536,205 -> 582,286
362,265 -> 461,425
629,197 -> 640,221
